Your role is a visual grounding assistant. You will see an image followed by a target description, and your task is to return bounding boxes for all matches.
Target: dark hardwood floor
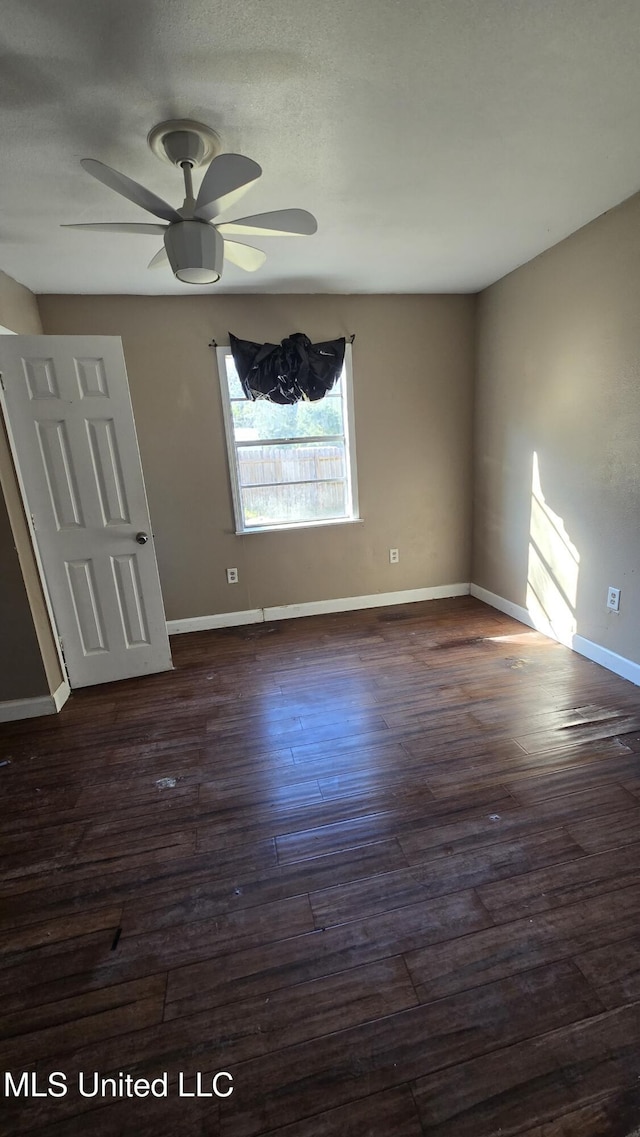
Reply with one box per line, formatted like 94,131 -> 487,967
1,596 -> 640,1137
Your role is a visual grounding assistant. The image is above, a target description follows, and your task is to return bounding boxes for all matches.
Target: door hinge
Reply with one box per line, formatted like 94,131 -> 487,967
58,638 -> 66,662
0,373 -> 4,392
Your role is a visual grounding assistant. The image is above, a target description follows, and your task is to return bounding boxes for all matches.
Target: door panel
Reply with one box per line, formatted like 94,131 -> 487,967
0,336 -> 172,688
112,554 -> 150,646
36,419 -> 85,529
87,418 -> 131,526
66,558 -> 108,653
75,356 -> 109,397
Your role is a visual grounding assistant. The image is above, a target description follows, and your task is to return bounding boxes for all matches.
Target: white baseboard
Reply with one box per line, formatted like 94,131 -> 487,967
573,635 -> 640,687
0,677 -> 71,723
168,584 -> 471,635
265,583 -> 470,622
471,583 -> 640,687
167,609 -> 264,635
470,584 -> 534,629
0,693 -> 56,722
53,679 -> 71,712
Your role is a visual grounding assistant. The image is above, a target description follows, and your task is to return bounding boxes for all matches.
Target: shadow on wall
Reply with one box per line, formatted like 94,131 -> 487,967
526,451 -> 580,648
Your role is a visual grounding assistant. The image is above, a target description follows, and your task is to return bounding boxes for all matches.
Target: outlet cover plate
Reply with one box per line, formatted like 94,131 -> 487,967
607,586 -> 621,611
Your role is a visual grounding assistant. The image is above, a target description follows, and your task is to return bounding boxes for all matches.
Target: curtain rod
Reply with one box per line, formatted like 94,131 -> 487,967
208,333 -> 356,348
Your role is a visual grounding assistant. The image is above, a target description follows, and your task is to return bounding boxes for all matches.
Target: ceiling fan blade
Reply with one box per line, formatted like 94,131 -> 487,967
194,154 -> 262,221
147,247 -> 169,269
216,209 -> 317,237
81,159 -> 180,223
62,222 -> 167,234
223,240 -> 267,273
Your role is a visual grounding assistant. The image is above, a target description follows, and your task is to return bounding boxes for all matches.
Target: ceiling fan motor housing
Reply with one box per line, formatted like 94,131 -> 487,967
164,221 -> 224,284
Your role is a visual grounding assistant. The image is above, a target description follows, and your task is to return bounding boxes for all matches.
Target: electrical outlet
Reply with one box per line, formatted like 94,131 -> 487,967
226,567 -> 239,584
606,586 -> 620,612
389,548 -> 399,564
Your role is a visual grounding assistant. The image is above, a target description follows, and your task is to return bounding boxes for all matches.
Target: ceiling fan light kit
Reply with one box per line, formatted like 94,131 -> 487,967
63,120 -> 317,286
164,220 -> 223,284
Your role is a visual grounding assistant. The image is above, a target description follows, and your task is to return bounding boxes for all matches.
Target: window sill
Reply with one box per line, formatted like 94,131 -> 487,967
235,517 -> 363,536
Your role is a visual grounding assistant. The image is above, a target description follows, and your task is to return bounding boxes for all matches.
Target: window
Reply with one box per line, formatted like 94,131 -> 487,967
217,343 -> 359,534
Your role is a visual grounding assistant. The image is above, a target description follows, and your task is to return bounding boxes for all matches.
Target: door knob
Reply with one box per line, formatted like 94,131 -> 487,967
135,531 -> 149,545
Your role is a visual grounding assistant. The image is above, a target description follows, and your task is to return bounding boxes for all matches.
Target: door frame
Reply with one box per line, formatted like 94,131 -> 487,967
0,375 -> 69,690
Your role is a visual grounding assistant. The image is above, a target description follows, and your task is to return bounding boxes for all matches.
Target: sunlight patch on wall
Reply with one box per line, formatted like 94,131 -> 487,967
526,452 -> 580,647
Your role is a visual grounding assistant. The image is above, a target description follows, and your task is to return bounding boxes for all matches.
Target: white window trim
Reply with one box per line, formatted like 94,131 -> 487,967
217,342 -> 359,535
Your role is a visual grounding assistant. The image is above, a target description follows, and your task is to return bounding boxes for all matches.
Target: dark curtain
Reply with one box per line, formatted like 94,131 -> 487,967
229,332 -> 346,404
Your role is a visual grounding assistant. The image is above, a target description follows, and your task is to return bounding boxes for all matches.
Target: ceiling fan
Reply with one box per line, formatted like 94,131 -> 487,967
62,119 -> 318,284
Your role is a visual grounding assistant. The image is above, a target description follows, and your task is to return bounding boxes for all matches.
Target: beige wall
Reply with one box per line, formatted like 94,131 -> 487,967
0,271 -> 42,338
39,294 -> 476,620
0,487 -> 48,700
473,191 -> 640,664
0,271 -> 63,701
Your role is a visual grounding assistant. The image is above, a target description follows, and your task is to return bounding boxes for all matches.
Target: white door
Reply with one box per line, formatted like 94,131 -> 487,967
0,336 -> 172,688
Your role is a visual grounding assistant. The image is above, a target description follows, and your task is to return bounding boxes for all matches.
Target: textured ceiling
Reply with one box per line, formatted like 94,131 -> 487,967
2,0 -> 640,295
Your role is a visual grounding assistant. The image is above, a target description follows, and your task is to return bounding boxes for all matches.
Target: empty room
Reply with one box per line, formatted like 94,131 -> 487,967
1,2 -> 639,1135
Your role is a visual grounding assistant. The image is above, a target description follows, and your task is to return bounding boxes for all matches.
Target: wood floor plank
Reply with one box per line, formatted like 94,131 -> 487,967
196,773 -> 439,847
404,881 -> 640,1002
0,974 -> 166,1043
219,961 -> 602,1137
6,965 -> 415,1135
516,1087 -> 640,1137
477,841 -> 640,922
26,960 -> 417,1078
74,777 -> 203,810
197,776 -> 323,813
77,825 -> 197,859
122,839 -> 408,937
567,807 -> 640,854
0,838 -> 278,904
0,820 -> 86,860
574,934 -> 640,1009
423,739 -> 632,796
316,764 -> 434,800
275,784 -> 512,864
0,786 -> 200,841
0,897 -> 314,1013
515,714 -> 640,755
0,906 -> 122,958
0,976 -> 166,1068
0,845 -> 278,932
411,1001 -> 640,1137
20,1095 -> 219,1137
261,1085 -> 424,1137
399,784 -> 637,865
166,956 -> 420,1054
114,894 -> 315,973
165,889 -> 490,1020
507,751 -> 640,804
309,828 -> 583,929
0,930 -> 124,1006
1,1074 -> 220,1137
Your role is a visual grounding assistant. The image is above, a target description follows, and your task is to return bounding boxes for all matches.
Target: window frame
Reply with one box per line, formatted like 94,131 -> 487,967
217,342 -> 359,535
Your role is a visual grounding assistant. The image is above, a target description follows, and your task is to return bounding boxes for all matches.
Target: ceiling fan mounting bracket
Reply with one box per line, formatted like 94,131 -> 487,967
147,120 -> 222,169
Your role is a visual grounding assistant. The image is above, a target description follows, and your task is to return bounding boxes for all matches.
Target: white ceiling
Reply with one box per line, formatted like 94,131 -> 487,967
3,0 -> 640,295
